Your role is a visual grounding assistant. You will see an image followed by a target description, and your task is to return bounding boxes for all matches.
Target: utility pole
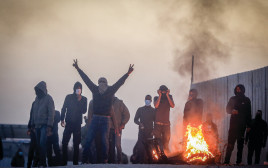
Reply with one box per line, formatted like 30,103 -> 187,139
191,55 -> 194,85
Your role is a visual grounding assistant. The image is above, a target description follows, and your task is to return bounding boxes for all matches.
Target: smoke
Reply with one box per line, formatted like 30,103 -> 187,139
157,0 -> 268,82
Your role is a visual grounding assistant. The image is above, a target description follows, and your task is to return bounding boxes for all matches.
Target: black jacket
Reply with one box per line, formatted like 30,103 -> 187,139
246,118 -> 268,145
77,68 -> 128,116
61,93 -> 87,125
183,98 -> 204,125
226,85 -> 251,130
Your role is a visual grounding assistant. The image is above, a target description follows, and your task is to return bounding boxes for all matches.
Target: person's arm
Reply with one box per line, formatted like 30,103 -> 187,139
73,59 -> 97,92
111,107 -> 119,135
55,111 -> 61,124
226,97 -> 237,114
120,101 -> 130,129
110,64 -> 134,94
166,91 -> 175,108
263,122 -> 268,148
47,96 -> 55,136
60,96 -> 68,127
246,98 -> 252,128
28,102 -> 34,130
154,91 -> 162,108
134,108 -> 141,126
87,100 -> 94,122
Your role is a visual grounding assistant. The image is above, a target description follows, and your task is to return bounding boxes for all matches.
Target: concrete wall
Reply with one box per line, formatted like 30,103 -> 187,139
191,66 -> 268,164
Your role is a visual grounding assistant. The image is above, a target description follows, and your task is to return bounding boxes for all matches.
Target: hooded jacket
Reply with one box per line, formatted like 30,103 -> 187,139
226,84 -> 252,129
31,81 -> 55,128
61,82 -> 87,125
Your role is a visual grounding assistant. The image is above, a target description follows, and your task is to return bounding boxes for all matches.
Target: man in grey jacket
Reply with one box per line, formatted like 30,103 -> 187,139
30,81 -> 55,167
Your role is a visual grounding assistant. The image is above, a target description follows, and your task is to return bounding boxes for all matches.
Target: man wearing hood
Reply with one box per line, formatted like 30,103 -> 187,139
61,81 -> 87,165
72,59 -> 134,164
153,85 -> 175,153
183,89 -> 204,126
30,81 -> 55,167
11,148 -> 25,167
134,95 -> 155,163
224,84 -> 252,165
246,110 -> 267,165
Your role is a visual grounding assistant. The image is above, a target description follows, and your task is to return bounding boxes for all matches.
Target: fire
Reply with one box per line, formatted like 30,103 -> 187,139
152,150 -> 159,160
184,124 -> 214,162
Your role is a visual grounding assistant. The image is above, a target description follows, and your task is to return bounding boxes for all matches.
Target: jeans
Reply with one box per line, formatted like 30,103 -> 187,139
224,128 -> 246,164
154,124 -> 170,152
108,128 -> 122,163
35,125 -> 47,167
47,133 -> 61,166
115,130 -> 122,163
82,115 -> 110,163
62,123 -> 81,165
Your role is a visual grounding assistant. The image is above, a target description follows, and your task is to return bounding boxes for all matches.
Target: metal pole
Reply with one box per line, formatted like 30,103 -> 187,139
191,55 -> 194,84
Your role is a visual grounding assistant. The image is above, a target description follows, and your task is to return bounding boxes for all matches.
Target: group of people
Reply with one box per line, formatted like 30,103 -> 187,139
26,60 -> 134,167
23,59 -> 267,167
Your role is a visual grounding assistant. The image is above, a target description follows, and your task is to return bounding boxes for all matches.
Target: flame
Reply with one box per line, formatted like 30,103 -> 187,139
184,124 -> 214,162
152,150 -> 159,160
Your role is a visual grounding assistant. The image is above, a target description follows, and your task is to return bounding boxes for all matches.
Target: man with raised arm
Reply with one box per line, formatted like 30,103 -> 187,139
72,59 -> 134,164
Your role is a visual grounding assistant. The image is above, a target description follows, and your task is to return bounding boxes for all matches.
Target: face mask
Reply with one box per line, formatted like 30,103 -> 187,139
76,89 -> 81,95
19,152 -> 23,156
145,100 -> 151,106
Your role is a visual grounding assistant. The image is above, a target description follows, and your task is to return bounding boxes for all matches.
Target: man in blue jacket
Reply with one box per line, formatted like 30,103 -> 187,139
61,81 -> 87,165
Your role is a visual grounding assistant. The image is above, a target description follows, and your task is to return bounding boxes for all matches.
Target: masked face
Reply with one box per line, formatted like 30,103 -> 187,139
19,151 -> 23,156
98,77 -> 108,94
255,112 -> 262,120
35,88 -> 45,99
76,89 -> 82,95
145,100 -> 151,106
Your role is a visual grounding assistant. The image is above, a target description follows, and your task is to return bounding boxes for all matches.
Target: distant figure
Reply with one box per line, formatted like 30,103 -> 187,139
11,148 -> 25,167
246,110 -> 268,165
47,110 -> 61,166
61,82 -> 87,165
72,59 -> 134,164
224,84 -> 251,165
30,81 -> 55,167
153,85 -> 175,152
202,113 -> 220,163
134,95 -> 155,163
183,89 -> 204,126
108,96 -> 130,164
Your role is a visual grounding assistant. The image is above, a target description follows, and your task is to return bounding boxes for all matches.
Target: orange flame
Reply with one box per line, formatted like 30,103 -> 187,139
184,124 -> 214,162
152,150 -> 159,160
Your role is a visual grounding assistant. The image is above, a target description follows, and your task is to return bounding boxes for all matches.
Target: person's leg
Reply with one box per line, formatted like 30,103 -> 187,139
46,136 -> 53,166
39,125 -> 48,167
73,124 -> 81,165
100,117 -> 110,163
247,142 -> 254,165
108,128 -> 115,163
95,132 -> 102,163
52,134 -> 62,166
254,144 -> 262,164
82,118 -> 98,163
115,130 -> 122,164
61,124 -> 72,165
27,131 -> 36,168
236,135 -> 245,164
162,125 -> 170,153
224,130 -> 236,164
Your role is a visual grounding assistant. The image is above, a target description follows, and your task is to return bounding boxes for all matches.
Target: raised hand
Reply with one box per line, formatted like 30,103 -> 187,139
127,64 -> 134,75
73,59 -> 79,69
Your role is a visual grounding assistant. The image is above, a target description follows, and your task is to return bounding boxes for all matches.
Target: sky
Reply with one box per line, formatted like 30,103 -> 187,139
0,0 -> 268,155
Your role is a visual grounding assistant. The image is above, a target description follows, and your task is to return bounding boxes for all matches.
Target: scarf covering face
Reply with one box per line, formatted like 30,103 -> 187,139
98,77 -> 108,94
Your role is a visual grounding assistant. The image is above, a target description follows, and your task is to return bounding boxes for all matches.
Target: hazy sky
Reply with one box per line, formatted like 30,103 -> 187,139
0,0 -> 268,155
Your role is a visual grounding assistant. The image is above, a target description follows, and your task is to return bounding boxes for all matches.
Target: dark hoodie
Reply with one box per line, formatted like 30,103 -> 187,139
226,84 -> 252,130
11,149 -> 25,167
31,81 -> 55,128
61,82 -> 87,125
